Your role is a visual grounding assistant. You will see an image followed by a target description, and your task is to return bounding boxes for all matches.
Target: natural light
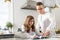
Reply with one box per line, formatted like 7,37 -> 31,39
0,0 -> 8,29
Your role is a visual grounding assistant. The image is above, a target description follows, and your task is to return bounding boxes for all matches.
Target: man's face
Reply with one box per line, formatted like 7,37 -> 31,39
36,5 -> 45,14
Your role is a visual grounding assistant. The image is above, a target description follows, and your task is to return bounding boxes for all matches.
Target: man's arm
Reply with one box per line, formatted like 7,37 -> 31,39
44,30 -> 50,36
44,14 -> 56,36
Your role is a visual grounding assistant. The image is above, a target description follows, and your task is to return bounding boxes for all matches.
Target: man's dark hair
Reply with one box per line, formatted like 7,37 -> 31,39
36,2 -> 43,6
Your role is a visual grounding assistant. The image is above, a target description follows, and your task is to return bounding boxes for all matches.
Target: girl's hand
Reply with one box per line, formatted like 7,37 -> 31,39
34,35 -> 38,38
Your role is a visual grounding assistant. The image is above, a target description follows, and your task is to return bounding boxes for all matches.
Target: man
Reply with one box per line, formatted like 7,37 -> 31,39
34,0 -> 59,12
36,2 -> 56,37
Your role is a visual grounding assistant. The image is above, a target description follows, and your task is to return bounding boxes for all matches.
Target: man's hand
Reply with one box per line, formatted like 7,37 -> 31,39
40,30 -> 50,36
44,31 -> 50,36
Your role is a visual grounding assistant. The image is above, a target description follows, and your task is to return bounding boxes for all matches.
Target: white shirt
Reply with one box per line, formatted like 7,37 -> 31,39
20,25 -> 36,38
36,12 -> 56,36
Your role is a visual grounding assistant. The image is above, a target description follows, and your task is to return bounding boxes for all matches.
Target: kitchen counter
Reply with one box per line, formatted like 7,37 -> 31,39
0,34 -> 60,40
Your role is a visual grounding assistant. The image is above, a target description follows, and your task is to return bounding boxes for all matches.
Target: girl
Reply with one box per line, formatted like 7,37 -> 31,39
21,15 -> 37,38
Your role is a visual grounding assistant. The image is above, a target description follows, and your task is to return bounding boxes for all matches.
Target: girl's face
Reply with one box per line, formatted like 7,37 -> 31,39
29,19 -> 34,27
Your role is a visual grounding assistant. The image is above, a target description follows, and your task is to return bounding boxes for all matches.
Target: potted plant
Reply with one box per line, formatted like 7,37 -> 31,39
6,22 -> 13,33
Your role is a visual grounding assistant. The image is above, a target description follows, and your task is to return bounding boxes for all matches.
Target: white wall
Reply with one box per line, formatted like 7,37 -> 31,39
53,0 -> 60,29
13,0 -> 60,30
8,0 -> 13,23
52,8 -> 60,29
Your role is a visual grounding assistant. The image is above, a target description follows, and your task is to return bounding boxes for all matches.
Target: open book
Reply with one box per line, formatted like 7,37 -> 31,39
35,33 -> 49,39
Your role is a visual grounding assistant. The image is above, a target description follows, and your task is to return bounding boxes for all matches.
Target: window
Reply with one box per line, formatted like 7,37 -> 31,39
0,0 -> 8,29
